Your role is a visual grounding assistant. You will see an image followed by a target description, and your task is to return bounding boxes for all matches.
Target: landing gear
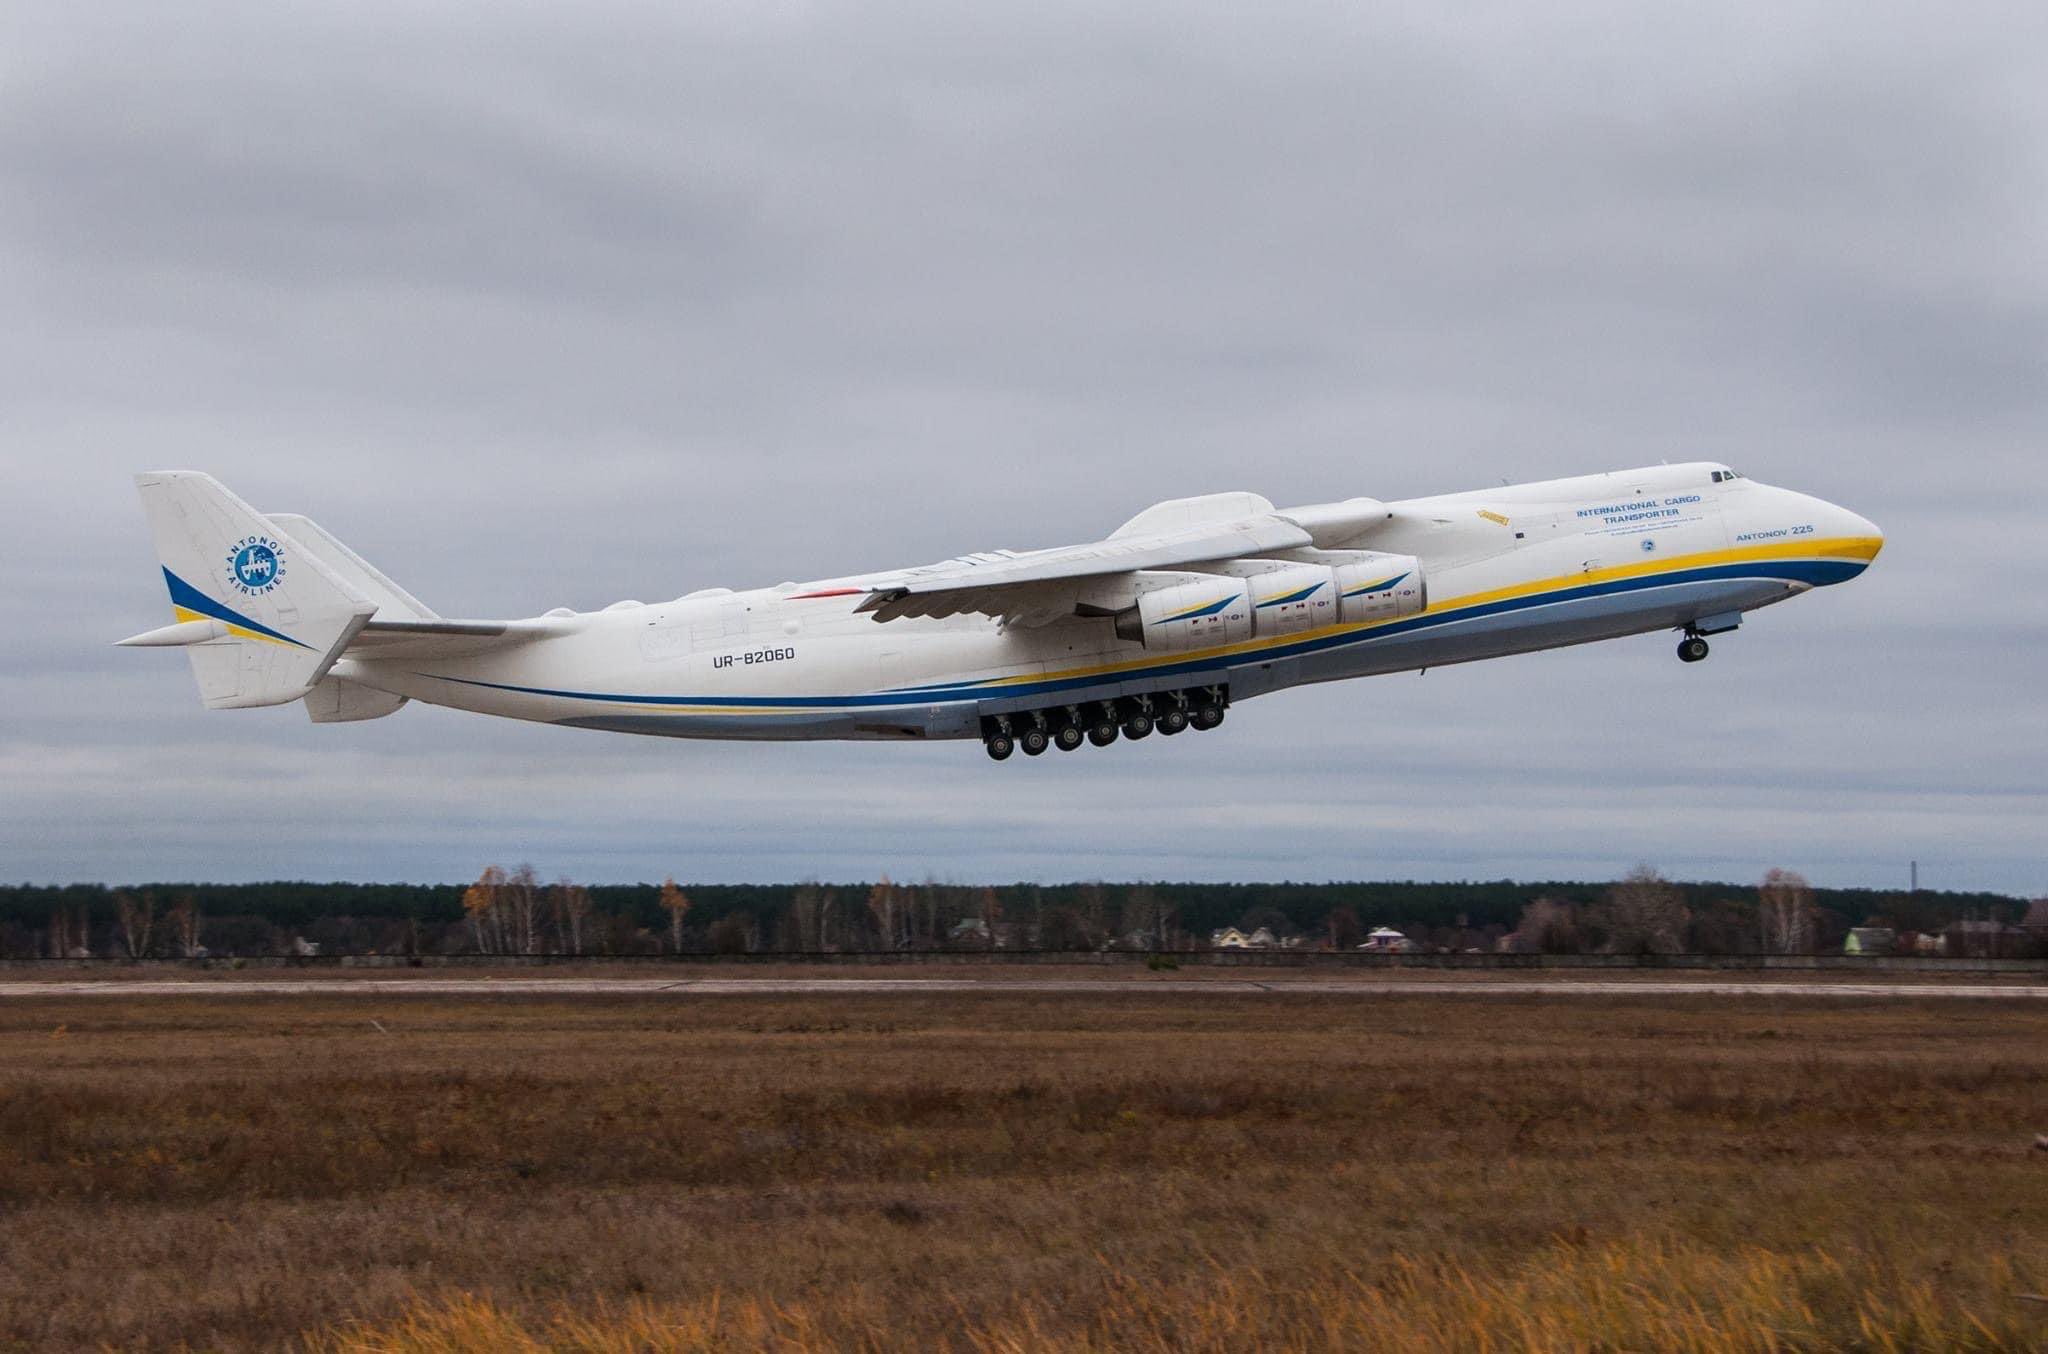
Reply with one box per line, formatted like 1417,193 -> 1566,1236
1677,635 -> 1710,664
980,687 -> 1228,761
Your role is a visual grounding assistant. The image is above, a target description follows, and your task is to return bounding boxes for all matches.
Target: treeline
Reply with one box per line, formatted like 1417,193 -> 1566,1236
0,872 -> 2036,959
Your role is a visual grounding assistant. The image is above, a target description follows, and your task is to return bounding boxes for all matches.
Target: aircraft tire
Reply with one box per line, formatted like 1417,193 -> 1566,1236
1122,714 -> 1153,740
1020,727 -> 1050,756
1192,705 -> 1225,731
1678,636 -> 1709,663
1054,724 -> 1085,752
1157,707 -> 1189,736
1087,720 -> 1119,747
985,735 -> 1014,761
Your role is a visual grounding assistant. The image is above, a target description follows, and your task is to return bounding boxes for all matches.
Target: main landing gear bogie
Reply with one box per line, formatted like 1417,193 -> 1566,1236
982,687 -> 1227,761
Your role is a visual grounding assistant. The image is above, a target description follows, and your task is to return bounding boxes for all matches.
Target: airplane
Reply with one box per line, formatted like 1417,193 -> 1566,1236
120,464 -> 1882,760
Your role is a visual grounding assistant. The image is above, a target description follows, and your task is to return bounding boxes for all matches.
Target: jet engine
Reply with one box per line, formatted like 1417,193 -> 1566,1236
1113,553 -> 1423,650
1330,552 -> 1425,624
1114,577 -> 1253,652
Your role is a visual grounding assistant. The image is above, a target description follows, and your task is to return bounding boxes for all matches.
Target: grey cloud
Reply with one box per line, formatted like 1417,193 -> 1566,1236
3,0 -> 2042,892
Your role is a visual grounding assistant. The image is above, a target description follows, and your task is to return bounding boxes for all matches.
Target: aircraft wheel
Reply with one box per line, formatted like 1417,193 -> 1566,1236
1677,636 -> 1709,663
1019,726 -> 1050,756
1192,704 -> 1225,731
985,735 -> 1014,761
1054,724 -> 1085,752
1122,714 -> 1153,740
1087,720 -> 1119,747
1157,706 -> 1189,736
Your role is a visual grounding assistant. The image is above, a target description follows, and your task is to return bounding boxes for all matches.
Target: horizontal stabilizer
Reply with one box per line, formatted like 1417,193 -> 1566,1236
116,618 -> 228,647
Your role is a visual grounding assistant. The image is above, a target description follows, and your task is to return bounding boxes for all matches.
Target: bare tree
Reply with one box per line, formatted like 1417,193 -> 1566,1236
1598,866 -> 1687,955
1759,868 -> 1815,954
550,877 -> 592,956
1511,896 -> 1582,954
1077,881 -> 1108,944
790,883 -> 836,952
114,890 -> 156,959
1326,905 -> 1363,951
168,894 -> 203,958
505,864 -> 543,955
1121,886 -> 1175,949
659,877 -> 691,954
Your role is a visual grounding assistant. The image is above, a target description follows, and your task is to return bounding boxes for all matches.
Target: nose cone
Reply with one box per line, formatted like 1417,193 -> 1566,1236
1835,504 -> 1884,558
1784,491 -> 1884,582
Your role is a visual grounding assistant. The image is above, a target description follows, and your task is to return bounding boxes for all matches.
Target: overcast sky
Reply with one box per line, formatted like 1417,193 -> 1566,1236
3,1 -> 2043,893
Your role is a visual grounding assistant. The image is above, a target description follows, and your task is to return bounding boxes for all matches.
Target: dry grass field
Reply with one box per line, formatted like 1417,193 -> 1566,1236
1,984 -> 2045,1350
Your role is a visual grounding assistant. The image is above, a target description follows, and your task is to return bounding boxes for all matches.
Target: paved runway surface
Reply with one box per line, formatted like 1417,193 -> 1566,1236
2,977 -> 2043,999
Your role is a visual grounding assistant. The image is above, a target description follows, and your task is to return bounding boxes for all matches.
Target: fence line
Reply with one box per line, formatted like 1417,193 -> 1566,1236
2,950 -> 2043,975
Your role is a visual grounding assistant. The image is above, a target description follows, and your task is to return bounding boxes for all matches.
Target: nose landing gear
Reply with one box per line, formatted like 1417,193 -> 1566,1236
1677,634 -> 1710,663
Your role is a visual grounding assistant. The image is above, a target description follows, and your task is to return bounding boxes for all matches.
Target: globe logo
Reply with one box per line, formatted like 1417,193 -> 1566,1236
1640,538 -> 1657,553
227,538 -> 285,594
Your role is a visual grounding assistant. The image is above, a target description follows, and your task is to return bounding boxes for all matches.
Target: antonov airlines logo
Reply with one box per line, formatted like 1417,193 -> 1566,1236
227,536 -> 285,596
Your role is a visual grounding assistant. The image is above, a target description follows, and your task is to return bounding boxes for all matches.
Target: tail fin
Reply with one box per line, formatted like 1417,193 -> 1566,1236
123,472 -> 377,709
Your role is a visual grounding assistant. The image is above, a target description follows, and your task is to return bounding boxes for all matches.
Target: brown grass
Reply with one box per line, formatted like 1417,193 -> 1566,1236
1,989 -> 2044,1349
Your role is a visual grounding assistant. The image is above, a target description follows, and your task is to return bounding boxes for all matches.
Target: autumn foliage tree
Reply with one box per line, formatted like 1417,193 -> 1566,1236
659,877 -> 691,954
463,866 -> 509,954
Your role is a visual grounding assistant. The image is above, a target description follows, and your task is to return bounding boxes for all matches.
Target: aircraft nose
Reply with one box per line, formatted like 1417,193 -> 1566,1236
1833,503 -> 1884,556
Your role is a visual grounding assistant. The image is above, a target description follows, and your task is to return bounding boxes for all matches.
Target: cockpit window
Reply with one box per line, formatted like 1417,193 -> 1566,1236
1711,469 -> 1744,483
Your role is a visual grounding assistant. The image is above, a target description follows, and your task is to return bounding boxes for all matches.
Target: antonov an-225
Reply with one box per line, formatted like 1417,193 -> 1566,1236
121,464 -> 1882,760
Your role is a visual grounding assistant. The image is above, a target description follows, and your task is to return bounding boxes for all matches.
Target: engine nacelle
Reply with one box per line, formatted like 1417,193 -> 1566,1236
1332,553 -> 1425,624
1242,564 -> 1341,637
1112,555 -> 1424,650
1115,578 -> 1253,652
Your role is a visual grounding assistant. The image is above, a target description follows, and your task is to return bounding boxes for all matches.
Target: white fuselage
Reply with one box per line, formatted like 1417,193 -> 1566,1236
331,463 -> 1883,743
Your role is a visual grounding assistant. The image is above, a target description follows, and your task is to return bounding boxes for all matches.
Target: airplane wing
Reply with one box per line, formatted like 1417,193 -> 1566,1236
820,492 -> 1368,625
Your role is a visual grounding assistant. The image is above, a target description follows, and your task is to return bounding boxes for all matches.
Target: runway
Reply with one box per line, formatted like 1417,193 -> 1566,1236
2,976 -> 2043,999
